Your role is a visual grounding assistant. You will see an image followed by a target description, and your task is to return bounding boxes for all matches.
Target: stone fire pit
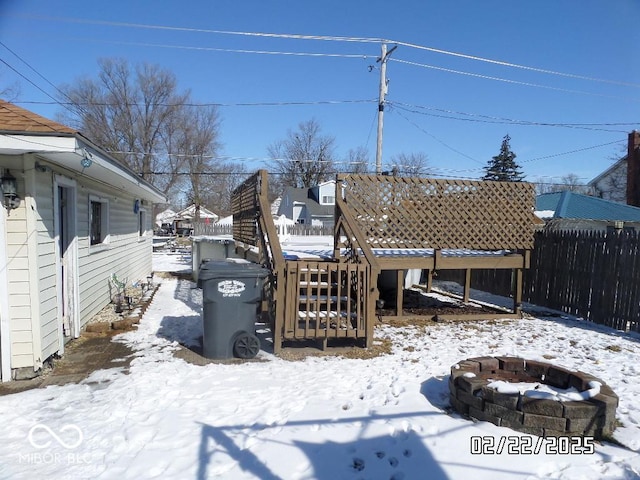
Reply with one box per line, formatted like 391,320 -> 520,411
449,356 -> 618,439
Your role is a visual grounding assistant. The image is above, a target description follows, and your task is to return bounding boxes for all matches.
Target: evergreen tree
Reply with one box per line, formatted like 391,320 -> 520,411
482,134 -> 524,182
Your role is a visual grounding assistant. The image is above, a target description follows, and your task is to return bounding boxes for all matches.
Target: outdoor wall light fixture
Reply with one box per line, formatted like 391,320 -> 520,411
1,169 -> 20,212
80,148 -> 93,169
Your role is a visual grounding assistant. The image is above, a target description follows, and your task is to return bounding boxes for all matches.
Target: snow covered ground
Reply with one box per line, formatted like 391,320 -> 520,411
1,249 -> 640,479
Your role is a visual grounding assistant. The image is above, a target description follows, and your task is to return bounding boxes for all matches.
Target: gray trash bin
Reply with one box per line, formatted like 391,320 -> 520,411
197,259 -> 270,359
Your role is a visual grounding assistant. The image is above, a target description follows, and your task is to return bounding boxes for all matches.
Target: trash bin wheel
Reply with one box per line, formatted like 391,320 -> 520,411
233,333 -> 260,359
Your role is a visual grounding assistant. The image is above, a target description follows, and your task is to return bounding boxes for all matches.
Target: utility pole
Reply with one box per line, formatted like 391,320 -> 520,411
375,42 -> 397,174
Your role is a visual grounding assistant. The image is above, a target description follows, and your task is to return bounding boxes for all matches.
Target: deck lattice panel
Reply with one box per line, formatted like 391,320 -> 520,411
338,174 -> 535,250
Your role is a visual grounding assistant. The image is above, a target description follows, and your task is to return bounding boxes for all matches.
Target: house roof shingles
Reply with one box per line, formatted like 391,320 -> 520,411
536,191 -> 640,222
282,186 -> 334,217
0,100 -> 76,135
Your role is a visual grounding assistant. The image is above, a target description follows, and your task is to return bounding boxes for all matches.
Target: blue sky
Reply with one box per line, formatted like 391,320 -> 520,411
1,0 -> 639,186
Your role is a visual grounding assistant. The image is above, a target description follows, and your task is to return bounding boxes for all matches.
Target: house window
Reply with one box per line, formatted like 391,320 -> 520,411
89,196 -> 109,247
322,195 -> 335,205
138,209 -> 147,237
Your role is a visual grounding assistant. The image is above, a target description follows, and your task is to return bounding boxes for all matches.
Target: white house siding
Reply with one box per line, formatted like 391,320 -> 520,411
75,177 -> 154,328
2,155 -> 157,374
314,182 -> 336,205
33,168 -> 59,361
591,160 -> 627,204
3,163 -> 36,369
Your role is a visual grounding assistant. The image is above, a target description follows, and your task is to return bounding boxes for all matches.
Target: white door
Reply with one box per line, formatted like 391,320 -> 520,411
54,176 -> 79,350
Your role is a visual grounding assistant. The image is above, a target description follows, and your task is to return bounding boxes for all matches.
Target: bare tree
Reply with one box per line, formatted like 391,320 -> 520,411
268,119 -> 336,189
170,106 -> 221,216
560,173 -> 591,194
342,146 -> 370,174
388,151 -> 430,177
195,161 -> 248,217
57,58 -> 228,208
535,181 -> 556,195
59,59 -> 186,180
592,160 -> 627,202
535,173 -> 592,195
0,78 -> 21,102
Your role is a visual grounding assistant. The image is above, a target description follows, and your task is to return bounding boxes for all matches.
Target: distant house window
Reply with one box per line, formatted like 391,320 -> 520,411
89,196 -> 109,247
322,195 -> 335,205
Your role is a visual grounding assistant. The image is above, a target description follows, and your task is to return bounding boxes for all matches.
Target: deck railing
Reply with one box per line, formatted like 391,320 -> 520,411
282,260 -> 369,341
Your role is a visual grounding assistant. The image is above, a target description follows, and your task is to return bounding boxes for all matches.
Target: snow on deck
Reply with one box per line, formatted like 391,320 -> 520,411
278,235 -> 513,260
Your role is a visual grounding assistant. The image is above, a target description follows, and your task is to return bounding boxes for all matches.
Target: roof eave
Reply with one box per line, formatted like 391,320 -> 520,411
0,132 -> 166,203
588,156 -> 627,186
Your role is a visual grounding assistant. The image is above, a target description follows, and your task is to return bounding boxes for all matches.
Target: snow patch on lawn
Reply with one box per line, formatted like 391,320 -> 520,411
1,255 -> 640,478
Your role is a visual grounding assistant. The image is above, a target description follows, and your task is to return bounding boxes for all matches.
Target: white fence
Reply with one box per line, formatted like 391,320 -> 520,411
194,222 -> 333,236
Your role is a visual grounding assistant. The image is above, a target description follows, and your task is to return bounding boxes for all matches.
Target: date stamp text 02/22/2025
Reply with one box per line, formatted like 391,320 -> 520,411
470,435 -> 595,455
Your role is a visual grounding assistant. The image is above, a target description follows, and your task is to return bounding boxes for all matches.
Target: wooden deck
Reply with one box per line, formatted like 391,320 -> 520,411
231,170 -> 535,353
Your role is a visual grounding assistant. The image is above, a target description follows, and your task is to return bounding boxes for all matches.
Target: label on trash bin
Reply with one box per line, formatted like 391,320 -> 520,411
217,280 -> 246,297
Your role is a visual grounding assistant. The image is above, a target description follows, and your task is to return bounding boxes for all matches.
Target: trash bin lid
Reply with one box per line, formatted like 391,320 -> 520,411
198,259 -> 270,281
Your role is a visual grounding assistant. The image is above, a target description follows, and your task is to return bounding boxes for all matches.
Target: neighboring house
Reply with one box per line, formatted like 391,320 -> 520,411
155,204 -> 219,235
0,100 -> 166,381
588,158 -> 627,204
174,204 -> 218,234
588,131 -> 640,205
277,180 -> 335,226
155,208 -> 177,227
536,191 -> 640,232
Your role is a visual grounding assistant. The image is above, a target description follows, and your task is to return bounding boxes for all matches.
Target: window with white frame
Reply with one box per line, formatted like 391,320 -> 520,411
89,196 -> 109,247
138,208 -> 147,237
321,195 -> 335,205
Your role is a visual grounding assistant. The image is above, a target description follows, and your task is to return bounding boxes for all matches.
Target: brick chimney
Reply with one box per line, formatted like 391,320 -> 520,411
626,131 -> 640,206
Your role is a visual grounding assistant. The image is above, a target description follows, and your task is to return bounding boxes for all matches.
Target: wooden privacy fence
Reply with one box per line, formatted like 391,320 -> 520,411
528,230 -> 640,332
439,230 -> 640,332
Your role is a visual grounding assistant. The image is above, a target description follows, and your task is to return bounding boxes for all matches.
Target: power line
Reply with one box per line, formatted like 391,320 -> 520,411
0,57 -> 63,109
71,39 -> 377,59
388,108 -> 626,168
142,169 -> 597,189
392,41 -> 640,89
2,17 -> 632,179
391,101 -> 634,133
0,131 -> 609,185
520,140 -> 625,164
0,41 -> 76,114
14,99 -> 635,132
393,107 -> 482,164
390,58 -> 640,103
14,99 -> 376,108
22,15 -> 383,44
21,15 -> 639,89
